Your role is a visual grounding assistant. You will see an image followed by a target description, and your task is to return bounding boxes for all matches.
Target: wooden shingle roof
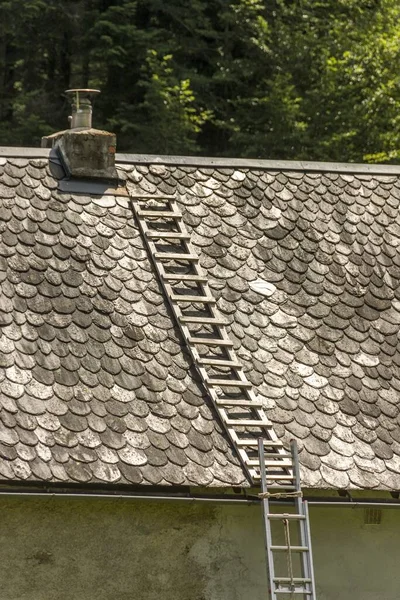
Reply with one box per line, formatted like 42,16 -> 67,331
1,149 -> 400,490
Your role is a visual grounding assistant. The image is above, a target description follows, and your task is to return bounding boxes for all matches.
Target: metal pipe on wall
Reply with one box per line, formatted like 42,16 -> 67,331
0,490 -> 259,505
308,501 -> 400,509
0,489 -> 399,508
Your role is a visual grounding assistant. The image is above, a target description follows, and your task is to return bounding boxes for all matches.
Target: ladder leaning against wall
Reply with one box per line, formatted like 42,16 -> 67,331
130,192 -> 317,600
258,438 -> 317,599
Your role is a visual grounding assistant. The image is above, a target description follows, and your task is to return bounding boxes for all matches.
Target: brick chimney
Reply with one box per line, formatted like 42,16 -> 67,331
42,89 -> 118,182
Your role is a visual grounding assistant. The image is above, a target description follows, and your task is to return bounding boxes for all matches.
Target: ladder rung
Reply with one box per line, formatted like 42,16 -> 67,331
249,452 -> 293,462
263,450 -> 293,457
271,546 -> 309,552
137,210 -> 182,218
237,439 -> 285,447
188,337 -> 234,347
206,378 -> 252,388
268,513 -> 306,521
198,357 -> 242,367
170,294 -> 216,303
247,458 -> 292,467
154,253 -> 199,261
253,473 -> 295,481
260,452 -> 293,459
216,399 -> 263,407
275,588 -> 312,595
224,418 -> 272,427
163,274 -> 208,282
275,578 -> 312,583
180,316 -> 225,325
133,194 -> 176,200
146,231 -> 190,239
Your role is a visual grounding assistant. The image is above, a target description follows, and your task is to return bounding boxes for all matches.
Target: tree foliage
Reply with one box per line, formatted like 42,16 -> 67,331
1,0 -> 400,162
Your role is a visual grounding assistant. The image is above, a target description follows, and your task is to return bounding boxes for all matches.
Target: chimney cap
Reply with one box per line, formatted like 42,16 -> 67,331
65,89 -> 101,130
65,88 -> 101,96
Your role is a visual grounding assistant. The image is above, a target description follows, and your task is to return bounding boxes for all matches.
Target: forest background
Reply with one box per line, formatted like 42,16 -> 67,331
1,0 -> 400,162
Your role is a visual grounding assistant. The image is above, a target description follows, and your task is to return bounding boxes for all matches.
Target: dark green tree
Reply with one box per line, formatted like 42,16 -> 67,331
1,0 -> 400,162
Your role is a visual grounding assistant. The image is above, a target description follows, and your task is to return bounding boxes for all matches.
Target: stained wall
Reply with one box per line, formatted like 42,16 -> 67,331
0,496 -> 397,600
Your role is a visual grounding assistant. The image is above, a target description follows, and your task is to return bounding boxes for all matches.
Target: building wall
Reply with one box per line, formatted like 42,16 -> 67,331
0,495 -> 397,600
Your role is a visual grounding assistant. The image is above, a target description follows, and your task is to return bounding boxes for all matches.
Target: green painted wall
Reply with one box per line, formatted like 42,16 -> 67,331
0,496 -> 397,599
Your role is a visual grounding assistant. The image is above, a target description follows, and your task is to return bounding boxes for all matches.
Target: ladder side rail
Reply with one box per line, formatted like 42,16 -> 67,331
303,500 -> 317,600
291,440 -> 316,600
291,440 -> 310,591
258,438 -> 277,600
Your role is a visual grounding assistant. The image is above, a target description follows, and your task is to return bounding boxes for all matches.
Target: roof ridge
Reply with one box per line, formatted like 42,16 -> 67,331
2,146 -> 400,175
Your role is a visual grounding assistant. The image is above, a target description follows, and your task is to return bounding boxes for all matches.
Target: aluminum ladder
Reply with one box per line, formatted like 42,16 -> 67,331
130,193 -> 291,484
258,438 -> 317,599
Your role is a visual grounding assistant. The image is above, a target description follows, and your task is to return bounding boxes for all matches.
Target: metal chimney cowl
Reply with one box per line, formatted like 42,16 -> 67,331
41,89 -> 118,182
